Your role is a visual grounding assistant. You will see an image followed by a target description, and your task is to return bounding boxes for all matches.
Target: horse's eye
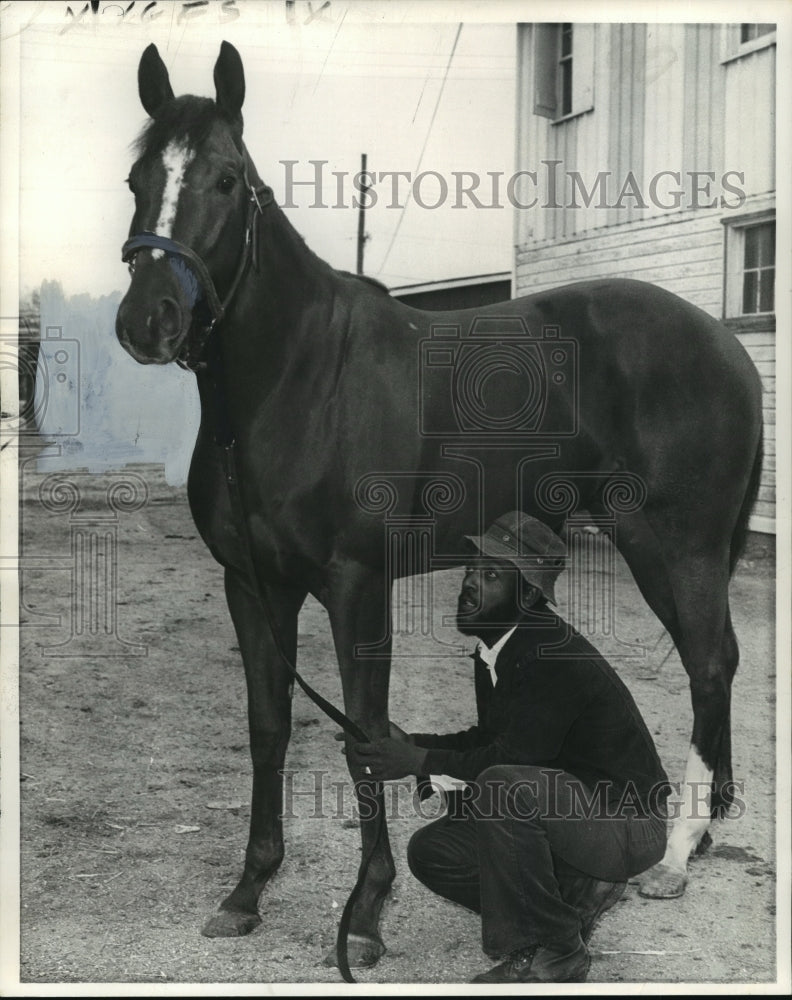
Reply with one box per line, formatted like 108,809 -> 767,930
217,175 -> 236,194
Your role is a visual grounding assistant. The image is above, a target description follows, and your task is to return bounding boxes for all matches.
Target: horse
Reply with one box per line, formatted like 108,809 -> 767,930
115,41 -> 764,972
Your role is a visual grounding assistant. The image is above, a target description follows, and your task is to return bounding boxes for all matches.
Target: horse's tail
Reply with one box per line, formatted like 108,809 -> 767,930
729,423 -> 764,576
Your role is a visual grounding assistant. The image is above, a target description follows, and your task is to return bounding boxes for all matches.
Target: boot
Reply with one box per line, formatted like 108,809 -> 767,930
472,933 -> 590,984
555,859 -> 627,942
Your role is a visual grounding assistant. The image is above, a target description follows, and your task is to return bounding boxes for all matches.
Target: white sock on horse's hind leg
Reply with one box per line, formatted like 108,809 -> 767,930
664,745 -> 713,870
638,745 -> 713,898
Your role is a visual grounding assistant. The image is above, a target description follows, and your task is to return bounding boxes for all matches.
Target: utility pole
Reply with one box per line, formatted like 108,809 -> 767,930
356,152 -> 369,274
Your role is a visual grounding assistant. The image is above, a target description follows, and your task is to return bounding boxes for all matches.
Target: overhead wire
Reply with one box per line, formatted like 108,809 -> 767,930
375,22 -> 464,279
311,6 -> 348,96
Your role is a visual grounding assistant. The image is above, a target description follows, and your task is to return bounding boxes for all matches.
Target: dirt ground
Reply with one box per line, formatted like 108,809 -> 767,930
14,462 -> 778,987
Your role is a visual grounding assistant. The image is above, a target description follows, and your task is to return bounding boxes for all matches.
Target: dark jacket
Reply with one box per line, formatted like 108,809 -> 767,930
413,611 -> 669,812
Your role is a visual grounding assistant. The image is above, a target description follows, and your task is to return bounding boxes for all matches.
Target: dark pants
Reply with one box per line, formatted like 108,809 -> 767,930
407,765 -> 666,957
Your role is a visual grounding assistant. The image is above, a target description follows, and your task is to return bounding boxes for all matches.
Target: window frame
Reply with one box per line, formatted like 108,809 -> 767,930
740,23 -> 775,44
559,23 -> 573,117
533,22 -> 595,123
721,23 -> 776,64
721,211 -> 776,329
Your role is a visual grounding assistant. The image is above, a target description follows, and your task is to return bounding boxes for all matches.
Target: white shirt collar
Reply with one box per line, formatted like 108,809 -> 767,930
476,625 -> 517,686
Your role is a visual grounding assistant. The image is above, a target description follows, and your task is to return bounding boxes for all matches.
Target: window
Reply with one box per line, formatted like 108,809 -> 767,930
740,23 -> 775,44
723,214 -> 776,322
533,23 -> 594,121
559,23 -> 573,116
742,223 -> 775,314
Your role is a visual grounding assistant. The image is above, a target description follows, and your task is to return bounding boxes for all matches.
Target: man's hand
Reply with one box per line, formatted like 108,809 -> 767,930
335,722 -> 414,747
389,721 -> 414,743
349,738 -> 427,781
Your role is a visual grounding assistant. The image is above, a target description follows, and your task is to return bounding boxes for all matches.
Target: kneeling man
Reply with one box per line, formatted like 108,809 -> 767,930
351,512 -> 669,984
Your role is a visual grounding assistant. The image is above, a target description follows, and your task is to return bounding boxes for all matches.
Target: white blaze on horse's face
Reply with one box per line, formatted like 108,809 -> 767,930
152,140 -> 195,259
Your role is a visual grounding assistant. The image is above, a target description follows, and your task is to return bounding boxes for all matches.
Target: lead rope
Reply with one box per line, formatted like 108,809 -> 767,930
210,338 -> 381,985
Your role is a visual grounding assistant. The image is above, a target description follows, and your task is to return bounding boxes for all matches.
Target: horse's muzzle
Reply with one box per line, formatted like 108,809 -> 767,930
115,291 -> 188,365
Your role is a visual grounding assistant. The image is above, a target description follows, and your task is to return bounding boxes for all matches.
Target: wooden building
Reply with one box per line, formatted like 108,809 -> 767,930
514,23 -> 776,532
390,272 -> 512,312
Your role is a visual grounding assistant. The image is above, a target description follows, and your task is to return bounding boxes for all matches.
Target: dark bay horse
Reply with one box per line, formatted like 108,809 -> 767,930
116,42 -> 764,969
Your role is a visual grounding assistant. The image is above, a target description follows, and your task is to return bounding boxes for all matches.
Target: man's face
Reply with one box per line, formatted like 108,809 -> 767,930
456,557 -> 527,639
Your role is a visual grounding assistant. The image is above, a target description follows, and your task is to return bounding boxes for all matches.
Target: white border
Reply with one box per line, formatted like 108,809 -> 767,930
1,0 -> 789,995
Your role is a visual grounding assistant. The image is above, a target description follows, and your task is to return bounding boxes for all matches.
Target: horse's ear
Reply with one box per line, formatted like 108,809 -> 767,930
138,43 -> 174,118
214,41 -> 245,120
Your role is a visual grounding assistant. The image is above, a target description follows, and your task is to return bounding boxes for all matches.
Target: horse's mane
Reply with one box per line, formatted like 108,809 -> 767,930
133,96 -> 241,159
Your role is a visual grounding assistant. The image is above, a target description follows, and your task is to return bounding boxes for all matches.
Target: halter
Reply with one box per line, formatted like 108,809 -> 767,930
121,172 -> 272,371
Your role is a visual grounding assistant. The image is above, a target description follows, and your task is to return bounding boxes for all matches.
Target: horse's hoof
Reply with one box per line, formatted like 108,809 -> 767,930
638,863 -> 688,899
323,932 -> 386,969
201,908 -> 262,937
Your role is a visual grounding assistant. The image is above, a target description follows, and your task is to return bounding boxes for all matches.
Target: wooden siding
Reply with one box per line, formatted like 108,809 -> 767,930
515,24 -> 615,245
514,24 -> 777,531
681,25 -> 725,182
734,330 -> 775,527
516,207 -> 725,312
642,24 -> 685,201
515,209 -> 775,529
515,24 -> 775,241
607,23 -> 646,228
723,42 -> 776,196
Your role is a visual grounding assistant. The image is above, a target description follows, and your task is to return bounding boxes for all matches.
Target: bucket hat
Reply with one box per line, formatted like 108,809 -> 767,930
463,511 -> 566,605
